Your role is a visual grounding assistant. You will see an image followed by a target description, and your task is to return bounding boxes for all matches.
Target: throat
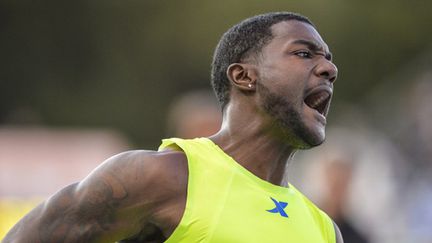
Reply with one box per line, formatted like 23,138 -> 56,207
250,157 -> 291,186
209,133 -> 294,187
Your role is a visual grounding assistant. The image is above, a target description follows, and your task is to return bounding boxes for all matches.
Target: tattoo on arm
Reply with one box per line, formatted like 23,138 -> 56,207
38,171 -> 128,242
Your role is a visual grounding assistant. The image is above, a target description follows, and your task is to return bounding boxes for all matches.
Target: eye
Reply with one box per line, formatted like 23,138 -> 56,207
316,51 -> 332,61
295,51 -> 312,58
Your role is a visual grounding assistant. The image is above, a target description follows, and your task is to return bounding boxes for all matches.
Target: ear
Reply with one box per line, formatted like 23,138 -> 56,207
226,63 -> 257,91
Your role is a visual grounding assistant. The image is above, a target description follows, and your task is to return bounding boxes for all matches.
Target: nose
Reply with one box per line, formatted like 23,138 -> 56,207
315,59 -> 338,83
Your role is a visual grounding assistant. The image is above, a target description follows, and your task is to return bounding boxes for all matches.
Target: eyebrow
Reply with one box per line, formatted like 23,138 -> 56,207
291,39 -> 333,61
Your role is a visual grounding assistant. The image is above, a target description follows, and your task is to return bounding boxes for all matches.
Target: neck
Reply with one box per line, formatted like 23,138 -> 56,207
209,102 -> 297,186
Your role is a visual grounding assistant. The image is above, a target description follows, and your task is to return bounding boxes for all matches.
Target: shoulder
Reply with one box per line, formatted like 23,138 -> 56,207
95,149 -> 187,171
94,149 -> 188,178
78,149 -> 189,229
80,149 -> 188,197
74,149 -> 189,217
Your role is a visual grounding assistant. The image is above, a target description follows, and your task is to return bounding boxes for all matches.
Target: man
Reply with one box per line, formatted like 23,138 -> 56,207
4,12 -> 341,242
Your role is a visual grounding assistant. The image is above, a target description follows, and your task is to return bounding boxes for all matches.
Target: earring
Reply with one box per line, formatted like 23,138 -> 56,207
248,84 -> 252,88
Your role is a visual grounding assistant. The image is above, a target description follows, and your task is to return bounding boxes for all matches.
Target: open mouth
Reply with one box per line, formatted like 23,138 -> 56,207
304,89 -> 331,115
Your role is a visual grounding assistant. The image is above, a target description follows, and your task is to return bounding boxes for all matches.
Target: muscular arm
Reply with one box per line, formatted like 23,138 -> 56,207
3,150 -> 183,242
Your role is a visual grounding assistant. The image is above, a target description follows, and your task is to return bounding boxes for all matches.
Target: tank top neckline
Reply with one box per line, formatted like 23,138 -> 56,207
199,137 -> 294,195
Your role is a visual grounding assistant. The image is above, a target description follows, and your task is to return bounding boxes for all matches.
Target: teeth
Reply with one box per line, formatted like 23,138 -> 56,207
310,93 -> 329,108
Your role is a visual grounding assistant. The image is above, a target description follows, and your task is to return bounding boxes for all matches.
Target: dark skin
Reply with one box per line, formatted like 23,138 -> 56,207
4,20 -> 342,243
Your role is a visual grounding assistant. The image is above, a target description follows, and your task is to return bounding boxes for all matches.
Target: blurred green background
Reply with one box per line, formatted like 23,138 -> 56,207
3,1 -> 432,241
1,0 -> 431,147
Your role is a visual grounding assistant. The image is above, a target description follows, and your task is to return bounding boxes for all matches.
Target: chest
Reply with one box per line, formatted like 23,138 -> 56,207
163,175 -> 329,243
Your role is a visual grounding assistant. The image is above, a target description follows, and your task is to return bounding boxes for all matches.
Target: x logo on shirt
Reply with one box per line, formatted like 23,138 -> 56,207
266,197 -> 288,218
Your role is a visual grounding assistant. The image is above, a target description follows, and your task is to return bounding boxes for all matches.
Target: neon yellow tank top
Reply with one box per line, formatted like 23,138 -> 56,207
159,137 -> 335,243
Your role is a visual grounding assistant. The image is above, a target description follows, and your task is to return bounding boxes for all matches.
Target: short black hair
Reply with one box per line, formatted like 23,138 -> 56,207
211,12 -> 314,109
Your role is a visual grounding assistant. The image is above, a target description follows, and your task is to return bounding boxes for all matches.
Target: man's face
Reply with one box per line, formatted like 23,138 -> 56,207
255,20 -> 337,148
